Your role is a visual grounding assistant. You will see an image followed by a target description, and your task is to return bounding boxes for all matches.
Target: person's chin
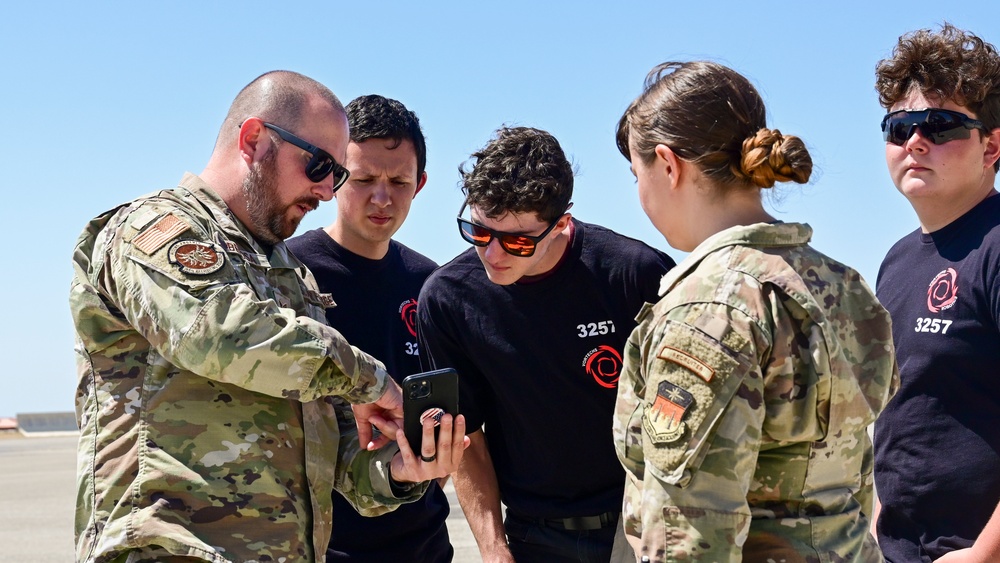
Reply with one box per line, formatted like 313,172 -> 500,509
280,217 -> 303,240
898,179 -> 939,200
483,268 -> 517,286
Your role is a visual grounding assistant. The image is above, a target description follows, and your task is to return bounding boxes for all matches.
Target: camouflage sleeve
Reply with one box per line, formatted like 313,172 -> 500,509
101,203 -> 387,404
330,398 -> 428,515
632,304 -> 761,562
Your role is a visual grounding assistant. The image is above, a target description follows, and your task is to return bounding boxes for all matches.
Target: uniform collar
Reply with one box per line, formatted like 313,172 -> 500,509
658,222 -> 813,297
177,172 -> 303,270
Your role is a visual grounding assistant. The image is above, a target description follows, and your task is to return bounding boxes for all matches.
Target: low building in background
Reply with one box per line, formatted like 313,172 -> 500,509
15,412 -> 77,436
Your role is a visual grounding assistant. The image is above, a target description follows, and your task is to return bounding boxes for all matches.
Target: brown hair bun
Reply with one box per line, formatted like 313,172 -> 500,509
736,128 -> 812,188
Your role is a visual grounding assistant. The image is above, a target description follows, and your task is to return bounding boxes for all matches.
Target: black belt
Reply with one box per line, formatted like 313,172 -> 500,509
509,509 -> 619,531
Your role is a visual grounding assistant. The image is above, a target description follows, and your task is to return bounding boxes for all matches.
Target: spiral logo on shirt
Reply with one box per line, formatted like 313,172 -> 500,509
583,345 -> 623,388
399,299 -> 418,337
927,268 -> 959,313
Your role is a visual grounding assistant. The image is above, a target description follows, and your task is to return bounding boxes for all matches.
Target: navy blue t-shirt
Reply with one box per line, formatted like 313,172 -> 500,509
875,193 -> 1000,562
418,220 -> 674,518
287,228 -> 452,563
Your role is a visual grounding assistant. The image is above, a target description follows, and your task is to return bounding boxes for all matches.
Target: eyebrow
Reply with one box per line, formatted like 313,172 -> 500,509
468,215 -> 545,237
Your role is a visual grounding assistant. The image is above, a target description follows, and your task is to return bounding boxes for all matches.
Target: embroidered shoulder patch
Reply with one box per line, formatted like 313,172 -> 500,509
643,380 -> 694,444
657,345 -> 714,382
168,240 -> 225,275
132,213 -> 191,255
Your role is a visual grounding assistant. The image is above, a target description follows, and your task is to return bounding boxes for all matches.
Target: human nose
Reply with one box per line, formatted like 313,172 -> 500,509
483,236 -> 506,260
312,176 -> 335,201
371,180 -> 391,208
902,124 -> 931,152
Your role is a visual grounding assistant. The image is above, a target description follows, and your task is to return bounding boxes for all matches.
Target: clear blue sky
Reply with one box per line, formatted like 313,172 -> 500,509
1,2 -> 996,417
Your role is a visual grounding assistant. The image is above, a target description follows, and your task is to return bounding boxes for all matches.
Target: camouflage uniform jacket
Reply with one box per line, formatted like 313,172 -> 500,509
614,222 -> 898,563
70,173 -> 426,563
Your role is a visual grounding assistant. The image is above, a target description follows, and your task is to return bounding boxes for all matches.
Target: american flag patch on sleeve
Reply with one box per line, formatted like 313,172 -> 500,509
132,213 -> 191,255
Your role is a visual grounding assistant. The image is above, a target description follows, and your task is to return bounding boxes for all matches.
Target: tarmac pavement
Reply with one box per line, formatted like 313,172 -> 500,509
0,433 -> 482,563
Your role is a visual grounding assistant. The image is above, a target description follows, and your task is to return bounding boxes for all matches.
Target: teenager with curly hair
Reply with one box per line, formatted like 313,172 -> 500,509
873,23 -> 1000,563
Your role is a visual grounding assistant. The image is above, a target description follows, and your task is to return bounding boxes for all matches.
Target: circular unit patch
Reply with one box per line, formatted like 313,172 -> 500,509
168,240 -> 226,275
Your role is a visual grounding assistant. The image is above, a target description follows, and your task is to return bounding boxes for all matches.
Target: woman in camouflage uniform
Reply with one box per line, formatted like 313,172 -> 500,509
612,61 -> 899,563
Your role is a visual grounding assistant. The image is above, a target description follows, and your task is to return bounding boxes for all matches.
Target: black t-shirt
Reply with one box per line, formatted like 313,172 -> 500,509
875,194 -> 1000,562
287,228 -> 451,563
418,220 -> 675,518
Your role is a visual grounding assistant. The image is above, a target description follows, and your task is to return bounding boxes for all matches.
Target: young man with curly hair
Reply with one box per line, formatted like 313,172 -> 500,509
417,127 -> 675,562
873,23 -> 1000,563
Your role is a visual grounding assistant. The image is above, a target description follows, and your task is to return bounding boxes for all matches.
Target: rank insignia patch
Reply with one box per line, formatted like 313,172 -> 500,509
168,240 -> 225,275
643,380 -> 694,444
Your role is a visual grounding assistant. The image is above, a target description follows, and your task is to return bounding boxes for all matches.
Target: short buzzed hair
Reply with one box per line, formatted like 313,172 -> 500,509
345,95 -> 427,179
215,70 -> 345,149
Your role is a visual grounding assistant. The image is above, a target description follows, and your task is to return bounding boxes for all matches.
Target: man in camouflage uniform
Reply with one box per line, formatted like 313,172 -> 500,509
70,71 -> 466,563
614,223 -> 898,562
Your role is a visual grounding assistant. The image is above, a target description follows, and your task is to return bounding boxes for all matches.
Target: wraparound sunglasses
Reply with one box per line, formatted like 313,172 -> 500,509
881,108 -> 988,146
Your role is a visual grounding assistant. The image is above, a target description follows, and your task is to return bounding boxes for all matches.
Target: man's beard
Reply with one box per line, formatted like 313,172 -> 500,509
241,150 -> 318,244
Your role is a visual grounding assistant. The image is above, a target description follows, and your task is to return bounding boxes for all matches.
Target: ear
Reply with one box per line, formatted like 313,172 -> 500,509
413,171 -> 428,198
984,127 -> 1000,171
238,118 -> 269,166
553,212 -> 573,232
653,143 -> 684,191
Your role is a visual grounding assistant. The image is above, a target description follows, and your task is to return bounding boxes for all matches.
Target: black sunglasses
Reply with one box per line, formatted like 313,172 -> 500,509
261,122 -> 350,190
456,201 -> 570,257
881,108 -> 988,146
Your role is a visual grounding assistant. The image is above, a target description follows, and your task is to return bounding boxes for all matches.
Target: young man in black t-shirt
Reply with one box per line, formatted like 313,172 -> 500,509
418,127 -> 675,563
873,24 -> 1000,562
287,95 -> 454,562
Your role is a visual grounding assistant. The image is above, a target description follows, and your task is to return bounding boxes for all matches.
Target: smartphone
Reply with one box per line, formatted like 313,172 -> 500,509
402,368 -> 459,450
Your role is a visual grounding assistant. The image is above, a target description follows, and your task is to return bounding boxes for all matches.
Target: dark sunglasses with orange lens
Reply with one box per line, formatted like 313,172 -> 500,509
456,201 -> 569,257
881,108 -> 988,146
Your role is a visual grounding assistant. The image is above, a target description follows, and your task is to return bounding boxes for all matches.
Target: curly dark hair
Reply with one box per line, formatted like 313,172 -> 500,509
345,94 -> 427,178
460,127 -> 573,222
875,23 -> 1000,170
617,61 -> 812,190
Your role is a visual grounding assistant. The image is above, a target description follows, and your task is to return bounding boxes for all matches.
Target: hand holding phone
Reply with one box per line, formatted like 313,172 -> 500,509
389,375 -> 469,484
402,368 -> 459,450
